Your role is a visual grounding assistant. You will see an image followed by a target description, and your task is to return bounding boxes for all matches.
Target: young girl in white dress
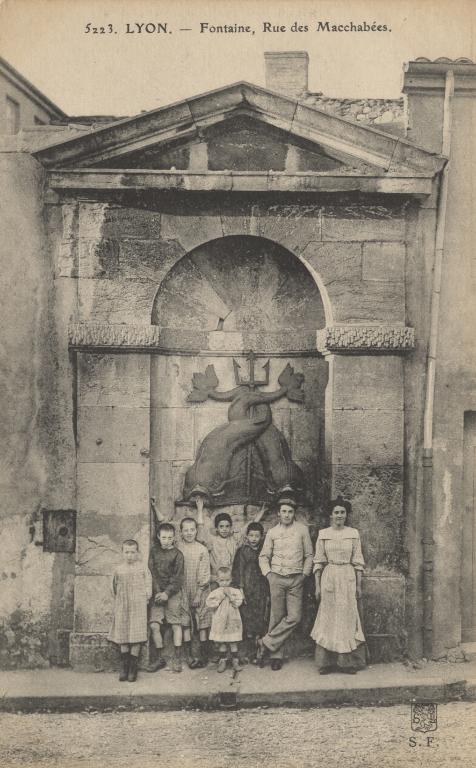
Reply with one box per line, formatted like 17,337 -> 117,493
108,539 -> 152,682
206,566 -> 244,673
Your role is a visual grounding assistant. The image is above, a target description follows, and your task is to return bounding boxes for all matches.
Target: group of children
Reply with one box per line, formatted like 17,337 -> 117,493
108,503 -> 268,682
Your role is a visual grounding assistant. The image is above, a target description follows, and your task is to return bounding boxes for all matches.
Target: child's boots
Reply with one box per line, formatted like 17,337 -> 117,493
128,654 -> 138,682
119,652 -> 129,682
171,647 -> 182,673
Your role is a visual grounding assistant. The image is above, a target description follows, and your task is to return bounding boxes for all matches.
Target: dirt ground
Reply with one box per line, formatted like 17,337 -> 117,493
1,702 -> 475,768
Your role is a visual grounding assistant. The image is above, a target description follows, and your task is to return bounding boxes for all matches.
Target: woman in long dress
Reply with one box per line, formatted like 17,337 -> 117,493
311,497 -> 368,674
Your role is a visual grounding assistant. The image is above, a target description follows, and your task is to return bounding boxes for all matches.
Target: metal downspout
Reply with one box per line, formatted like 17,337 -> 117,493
422,70 -> 454,658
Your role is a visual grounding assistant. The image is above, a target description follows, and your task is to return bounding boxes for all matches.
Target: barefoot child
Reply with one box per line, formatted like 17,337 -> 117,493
206,566 -> 244,673
232,522 -> 269,662
148,522 -> 185,673
108,539 -> 152,682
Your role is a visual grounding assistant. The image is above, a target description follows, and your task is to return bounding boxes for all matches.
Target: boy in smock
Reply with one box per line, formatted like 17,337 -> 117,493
148,522 -> 185,673
150,499 -> 212,668
232,521 -> 269,662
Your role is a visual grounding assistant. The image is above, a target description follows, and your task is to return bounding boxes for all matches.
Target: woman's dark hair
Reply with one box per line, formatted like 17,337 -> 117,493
158,522 -> 176,535
247,521 -> 264,535
214,512 -> 232,528
180,516 -> 197,530
122,539 -> 139,550
328,496 -> 352,517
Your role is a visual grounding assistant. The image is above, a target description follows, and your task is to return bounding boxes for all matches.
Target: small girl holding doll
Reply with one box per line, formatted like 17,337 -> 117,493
108,539 -> 152,682
206,566 -> 243,673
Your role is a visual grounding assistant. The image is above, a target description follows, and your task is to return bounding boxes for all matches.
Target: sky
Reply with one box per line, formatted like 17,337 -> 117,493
0,0 -> 474,116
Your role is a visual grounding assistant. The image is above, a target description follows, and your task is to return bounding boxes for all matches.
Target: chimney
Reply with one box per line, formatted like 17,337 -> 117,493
264,51 -> 309,98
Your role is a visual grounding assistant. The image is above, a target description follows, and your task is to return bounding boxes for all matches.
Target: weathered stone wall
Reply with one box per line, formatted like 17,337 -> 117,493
0,153 -> 75,668
54,190 -> 410,665
430,94 -> 476,656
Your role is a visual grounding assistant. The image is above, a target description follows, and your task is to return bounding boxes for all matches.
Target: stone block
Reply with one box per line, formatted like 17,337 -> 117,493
362,242 -> 405,281
332,410 -> 403,466
151,407 -> 195,461
219,202 -> 253,237
79,239 -> 120,278
331,278 -> 405,324
301,357 -> 329,408
77,462 -> 149,518
301,241 -> 363,289
118,238 -> 184,282
153,461 -> 192,510
78,353 -> 151,408
290,409 -> 320,461
74,574 -> 114,632
257,203 -> 322,255
362,576 -> 406,660
160,213 -> 223,252
78,202 -> 109,240
150,355 -> 199,408
149,461 -> 175,518
208,331 -> 244,351
332,356 -> 403,411
96,206 -> 162,240
78,406 -> 150,463
76,528 -> 122,576
77,512 -> 149,557
69,632 -> 118,671
171,461 -> 191,506
78,279 -> 158,324
56,240 -> 78,278
331,464 -> 404,570
321,210 -> 406,242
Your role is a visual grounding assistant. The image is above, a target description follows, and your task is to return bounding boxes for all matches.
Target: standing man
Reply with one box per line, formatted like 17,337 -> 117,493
257,495 -> 313,670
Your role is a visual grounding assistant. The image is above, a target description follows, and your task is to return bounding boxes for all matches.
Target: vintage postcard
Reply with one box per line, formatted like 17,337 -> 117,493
0,0 -> 475,766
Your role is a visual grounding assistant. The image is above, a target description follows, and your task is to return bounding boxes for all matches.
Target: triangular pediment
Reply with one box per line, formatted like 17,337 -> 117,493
92,113 -> 380,174
34,82 -> 444,177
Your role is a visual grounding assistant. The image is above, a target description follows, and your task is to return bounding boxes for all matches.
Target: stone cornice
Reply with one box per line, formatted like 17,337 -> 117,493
69,322 -> 415,354
316,325 -> 415,353
49,169 -> 434,196
404,59 -> 476,94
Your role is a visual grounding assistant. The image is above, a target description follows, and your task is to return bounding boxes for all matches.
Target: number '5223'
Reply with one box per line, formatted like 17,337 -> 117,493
84,23 -> 115,34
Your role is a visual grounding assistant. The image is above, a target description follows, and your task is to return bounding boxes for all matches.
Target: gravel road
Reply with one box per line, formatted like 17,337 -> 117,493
0,702 -> 475,768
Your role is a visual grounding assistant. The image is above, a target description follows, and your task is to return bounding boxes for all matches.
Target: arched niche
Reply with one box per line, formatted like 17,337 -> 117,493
149,235 -> 328,519
151,235 -> 326,334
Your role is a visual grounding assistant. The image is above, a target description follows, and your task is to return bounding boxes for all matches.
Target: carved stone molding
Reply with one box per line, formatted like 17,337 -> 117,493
68,323 -> 319,354
316,325 -> 415,353
69,322 -> 415,354
69,322 -> 162,349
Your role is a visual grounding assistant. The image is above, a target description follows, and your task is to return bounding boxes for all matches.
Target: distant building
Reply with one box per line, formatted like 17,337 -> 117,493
0,56 -> 66,133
